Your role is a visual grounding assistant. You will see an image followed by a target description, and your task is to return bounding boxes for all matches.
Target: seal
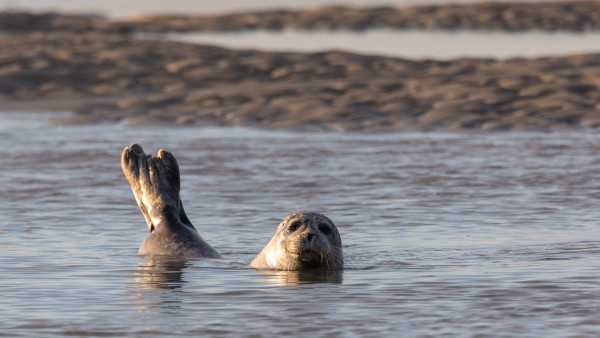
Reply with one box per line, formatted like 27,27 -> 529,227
250,212 -> 344,270
121,143 -> 343,270
121,143 -> 221,258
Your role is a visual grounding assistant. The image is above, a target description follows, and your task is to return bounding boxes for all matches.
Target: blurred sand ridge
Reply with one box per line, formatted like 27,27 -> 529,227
0,1 -> 599,131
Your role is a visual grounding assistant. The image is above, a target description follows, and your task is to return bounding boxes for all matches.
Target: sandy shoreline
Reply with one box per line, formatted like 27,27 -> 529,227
1,31 -> 598,131
1,3 -> 599,131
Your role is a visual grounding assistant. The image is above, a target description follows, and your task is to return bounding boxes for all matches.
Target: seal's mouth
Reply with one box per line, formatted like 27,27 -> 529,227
299,250 -> 322,269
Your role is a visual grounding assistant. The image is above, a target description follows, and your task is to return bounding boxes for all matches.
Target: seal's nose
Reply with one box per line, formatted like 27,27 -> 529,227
306,233 -> 315,242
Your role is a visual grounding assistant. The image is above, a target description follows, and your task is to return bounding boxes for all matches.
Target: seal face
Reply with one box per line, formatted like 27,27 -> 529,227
251,212 -> 344,271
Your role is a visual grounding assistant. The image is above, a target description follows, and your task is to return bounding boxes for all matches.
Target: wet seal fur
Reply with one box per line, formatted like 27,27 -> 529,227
121,143 -> 343,270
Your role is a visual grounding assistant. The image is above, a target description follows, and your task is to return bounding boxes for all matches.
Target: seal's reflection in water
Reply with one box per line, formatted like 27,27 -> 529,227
259,269 -> 344,286
134,255 -> 190,290
130,256 -> 197,315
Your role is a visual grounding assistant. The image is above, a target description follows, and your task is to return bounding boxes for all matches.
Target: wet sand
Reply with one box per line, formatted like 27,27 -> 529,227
1,31 -> 599,131
1,5 -> 599,131
132,1 -> 600,33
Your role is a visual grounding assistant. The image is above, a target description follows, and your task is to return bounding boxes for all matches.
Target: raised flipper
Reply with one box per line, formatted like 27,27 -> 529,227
121,144 -> 194,232
121,143 -> 220,258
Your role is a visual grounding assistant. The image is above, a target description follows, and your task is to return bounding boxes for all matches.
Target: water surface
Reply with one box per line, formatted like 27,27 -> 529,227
1,112 -> 600,337
161,29 -> 600,60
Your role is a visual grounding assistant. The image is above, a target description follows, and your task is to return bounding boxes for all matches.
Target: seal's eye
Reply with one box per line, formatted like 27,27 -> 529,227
287,220 -> 302,232
318,223 -> 331,235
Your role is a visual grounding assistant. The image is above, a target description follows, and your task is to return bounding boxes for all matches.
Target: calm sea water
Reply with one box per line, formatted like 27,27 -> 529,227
159,29 -> 600,60
1,112 -> 599,337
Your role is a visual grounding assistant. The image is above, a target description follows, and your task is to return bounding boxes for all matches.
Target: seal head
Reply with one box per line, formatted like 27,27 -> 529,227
251,212 -> 343,270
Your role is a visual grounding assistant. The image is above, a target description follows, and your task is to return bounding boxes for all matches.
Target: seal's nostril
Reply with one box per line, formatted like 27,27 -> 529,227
307,233 -> 315,241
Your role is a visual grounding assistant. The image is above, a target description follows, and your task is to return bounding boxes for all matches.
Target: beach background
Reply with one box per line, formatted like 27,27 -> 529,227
1,0 -> 561,17
1,0 -> 599,131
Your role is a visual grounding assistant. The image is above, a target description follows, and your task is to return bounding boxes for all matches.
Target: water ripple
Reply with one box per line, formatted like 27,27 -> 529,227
1,113 -> 599,336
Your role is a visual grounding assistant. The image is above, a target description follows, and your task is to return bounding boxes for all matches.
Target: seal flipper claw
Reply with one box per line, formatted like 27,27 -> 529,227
129,143 -> 145,156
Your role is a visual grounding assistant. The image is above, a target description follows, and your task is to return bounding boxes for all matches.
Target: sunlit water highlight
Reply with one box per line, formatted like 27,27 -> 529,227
160,29 -> 600,60
1,112 -> 600,337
